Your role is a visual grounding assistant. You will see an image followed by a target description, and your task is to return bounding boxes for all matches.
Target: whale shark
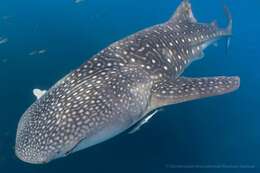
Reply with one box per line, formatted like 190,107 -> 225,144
15,0 -> 240,164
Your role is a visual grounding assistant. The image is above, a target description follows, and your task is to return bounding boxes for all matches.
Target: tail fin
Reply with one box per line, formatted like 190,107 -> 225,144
224,5 -> 232,35
223,6 -> 232,54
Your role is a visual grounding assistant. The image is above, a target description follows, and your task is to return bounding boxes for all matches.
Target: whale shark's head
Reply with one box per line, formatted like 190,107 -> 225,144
15,92 -> 82,164
15,76 -> 94,164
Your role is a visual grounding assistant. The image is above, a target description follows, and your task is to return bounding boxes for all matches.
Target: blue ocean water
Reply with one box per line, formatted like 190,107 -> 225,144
0,0 -> 259,172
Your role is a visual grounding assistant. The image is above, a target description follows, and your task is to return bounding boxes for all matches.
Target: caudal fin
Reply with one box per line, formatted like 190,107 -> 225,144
223,6 -> 232,53
224,5 -> 232,35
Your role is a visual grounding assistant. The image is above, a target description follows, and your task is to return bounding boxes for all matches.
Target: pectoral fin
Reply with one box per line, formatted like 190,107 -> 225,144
150,76 -> 240,109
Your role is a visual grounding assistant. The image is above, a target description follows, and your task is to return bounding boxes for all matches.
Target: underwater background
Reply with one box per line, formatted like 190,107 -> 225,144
0,0 -> 259,172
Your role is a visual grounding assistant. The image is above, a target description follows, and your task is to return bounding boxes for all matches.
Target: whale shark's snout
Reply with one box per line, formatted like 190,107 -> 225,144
15,122 -> 54,164
15,105 -> 62,164
15,91 -> 85,164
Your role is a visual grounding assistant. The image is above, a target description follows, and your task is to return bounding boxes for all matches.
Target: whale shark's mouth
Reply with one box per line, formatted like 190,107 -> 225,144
15,146 -> 54,164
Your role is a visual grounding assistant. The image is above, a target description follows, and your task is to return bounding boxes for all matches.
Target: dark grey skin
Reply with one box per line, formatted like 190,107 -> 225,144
15,0 -> 240,164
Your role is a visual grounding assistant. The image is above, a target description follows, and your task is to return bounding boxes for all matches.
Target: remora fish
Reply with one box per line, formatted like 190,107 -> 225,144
15,0 -> 240,164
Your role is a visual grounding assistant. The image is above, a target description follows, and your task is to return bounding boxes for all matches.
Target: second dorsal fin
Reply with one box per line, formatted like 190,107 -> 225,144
170,0 -> 197,23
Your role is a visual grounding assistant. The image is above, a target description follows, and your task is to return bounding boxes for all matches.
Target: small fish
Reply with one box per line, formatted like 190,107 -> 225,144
0,37 -> 8,45
33,89 -> 47,99
38,49 -> 47,54
2,16 -> 12,20
1,58 -> 8,63
15,0 -> 239,164
29,49 -> 47,56
128,109 -> 162,134
74,0 -> 85,4
29,51 -> 38,56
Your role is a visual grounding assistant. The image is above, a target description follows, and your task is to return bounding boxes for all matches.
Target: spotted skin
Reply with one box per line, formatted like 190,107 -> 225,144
15,0 -> 239,164
16,67 -> 152,163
